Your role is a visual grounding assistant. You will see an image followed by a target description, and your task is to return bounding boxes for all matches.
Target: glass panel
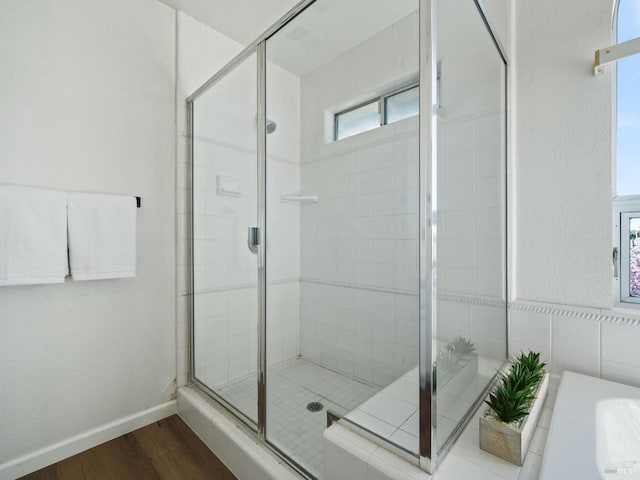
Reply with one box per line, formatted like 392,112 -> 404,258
336,101 -> 380,140
266,0 -> 420,474
435,0 -> 507,452
385,86 -> 419,124
192,52 -> 258,424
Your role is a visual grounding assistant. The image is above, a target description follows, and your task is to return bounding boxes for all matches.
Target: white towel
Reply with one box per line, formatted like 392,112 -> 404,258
67,192 -> 137,281
0,185 -> 68,286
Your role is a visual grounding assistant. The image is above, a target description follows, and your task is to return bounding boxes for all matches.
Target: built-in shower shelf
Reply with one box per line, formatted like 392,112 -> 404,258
217,175 -> 242,197
280,194 -> 318,203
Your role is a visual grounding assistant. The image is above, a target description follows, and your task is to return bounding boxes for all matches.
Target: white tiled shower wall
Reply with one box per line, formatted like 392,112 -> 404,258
176,12 -> 241,388
191,51 -> 260,386
176,12 -> 301,388
297,6 -> 507,386
178,4 -> 507,392
435,0 -> 506,360
298,12 -> 420,387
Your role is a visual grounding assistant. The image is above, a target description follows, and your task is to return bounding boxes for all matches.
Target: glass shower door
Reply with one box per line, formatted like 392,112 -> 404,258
191,52 -> 260,425
433,0 -> 508,454
264,0 -> 420,476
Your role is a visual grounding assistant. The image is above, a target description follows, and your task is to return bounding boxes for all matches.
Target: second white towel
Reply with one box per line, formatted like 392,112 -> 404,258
67,192 -> 137,281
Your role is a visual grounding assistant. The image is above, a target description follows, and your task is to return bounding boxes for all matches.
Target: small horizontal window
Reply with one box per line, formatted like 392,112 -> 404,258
334,84 -> 419,141
335,100 -> 380,141
384,86 -> 419,124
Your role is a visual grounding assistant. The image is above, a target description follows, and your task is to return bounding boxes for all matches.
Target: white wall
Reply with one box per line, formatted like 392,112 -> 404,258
510,0 -> 640,389
513,0 -> 613,309
0,0 -> 176,470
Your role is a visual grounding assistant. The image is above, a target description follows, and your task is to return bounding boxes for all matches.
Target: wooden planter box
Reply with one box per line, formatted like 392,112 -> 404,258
479,371 -> 549,465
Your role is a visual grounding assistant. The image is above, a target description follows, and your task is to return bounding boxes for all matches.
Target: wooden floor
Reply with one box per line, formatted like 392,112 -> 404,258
21,415 -> 237,480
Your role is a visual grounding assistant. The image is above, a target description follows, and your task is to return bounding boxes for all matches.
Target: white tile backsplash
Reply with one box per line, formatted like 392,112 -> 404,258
601,359 -> 640,388
552,315 -> 600,358
509,341 -> 552,367
601,321 -> 640,367
550,350 -> 600,377
506,303 -> 640,388
509,309 -> 552,347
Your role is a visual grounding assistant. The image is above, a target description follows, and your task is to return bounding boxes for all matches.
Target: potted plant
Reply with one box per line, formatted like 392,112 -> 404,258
479,351 -> 549,465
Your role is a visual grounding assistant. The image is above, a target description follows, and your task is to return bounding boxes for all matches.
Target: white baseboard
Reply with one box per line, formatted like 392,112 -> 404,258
0,400 -> 176,480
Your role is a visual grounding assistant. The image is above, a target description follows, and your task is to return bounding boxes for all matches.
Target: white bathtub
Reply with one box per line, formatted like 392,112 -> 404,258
540,371 -> 640,480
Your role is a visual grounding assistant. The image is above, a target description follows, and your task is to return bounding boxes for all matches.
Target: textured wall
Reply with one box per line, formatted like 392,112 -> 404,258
508,0 -> 640,389
513,0 -> 613,308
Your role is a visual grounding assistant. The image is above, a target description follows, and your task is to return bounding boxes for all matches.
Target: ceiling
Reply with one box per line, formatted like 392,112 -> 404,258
265,0 -> 417,76
157,0 -> 418,77
157,0 -> 301,47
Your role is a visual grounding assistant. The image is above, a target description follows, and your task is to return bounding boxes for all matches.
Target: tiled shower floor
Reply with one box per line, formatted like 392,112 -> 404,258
216,358 -> 381,478
214,356 -> 502,478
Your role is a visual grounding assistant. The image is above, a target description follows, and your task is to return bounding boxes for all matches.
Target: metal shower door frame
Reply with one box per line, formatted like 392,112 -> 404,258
419,0 -> 510,472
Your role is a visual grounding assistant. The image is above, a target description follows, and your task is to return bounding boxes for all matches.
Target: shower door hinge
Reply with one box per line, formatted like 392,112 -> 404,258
613,246 -> 619,278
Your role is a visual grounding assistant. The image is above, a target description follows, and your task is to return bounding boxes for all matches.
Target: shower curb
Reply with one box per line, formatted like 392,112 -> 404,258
177,387 -> 302,480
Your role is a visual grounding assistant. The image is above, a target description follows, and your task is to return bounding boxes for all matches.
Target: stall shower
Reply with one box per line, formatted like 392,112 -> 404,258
188,0 -> 507,477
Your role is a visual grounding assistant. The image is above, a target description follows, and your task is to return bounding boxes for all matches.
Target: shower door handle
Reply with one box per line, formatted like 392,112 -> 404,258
247,227 -> 260,255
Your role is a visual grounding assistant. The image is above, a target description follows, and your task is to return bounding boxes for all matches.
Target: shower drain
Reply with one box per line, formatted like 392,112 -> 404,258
306,401 -> 324,413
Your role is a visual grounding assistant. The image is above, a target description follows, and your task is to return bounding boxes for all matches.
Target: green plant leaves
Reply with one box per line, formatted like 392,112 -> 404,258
485,350 -> 546,424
